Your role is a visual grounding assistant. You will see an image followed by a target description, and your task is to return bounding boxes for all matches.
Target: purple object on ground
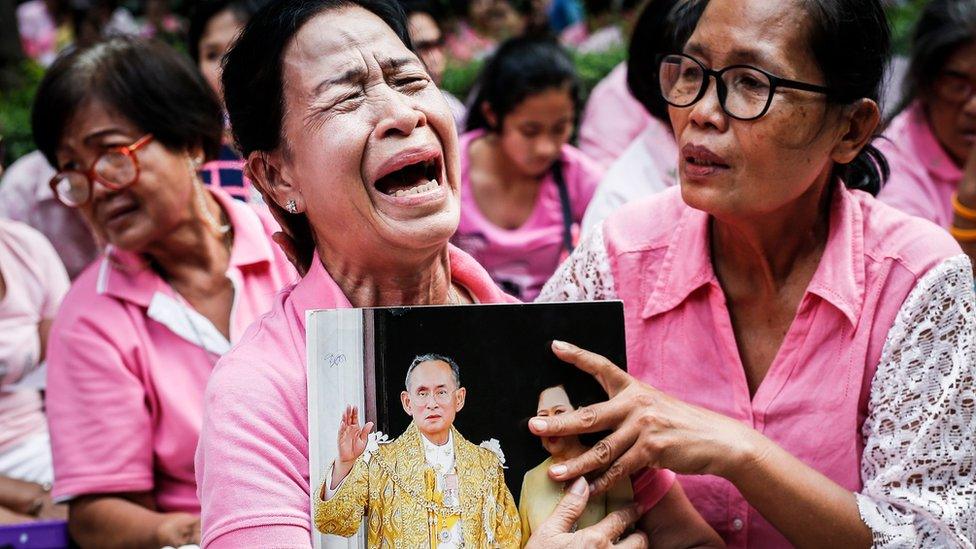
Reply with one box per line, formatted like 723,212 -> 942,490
0,520 -> 69,548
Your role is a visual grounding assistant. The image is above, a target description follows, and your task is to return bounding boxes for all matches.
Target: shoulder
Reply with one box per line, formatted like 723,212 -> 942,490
560,143 -> 604,182
0,218 -> 59,267
602,186 -> 687,254
208,285 -> 303,397
855,190 -> 962,277
53,259 -> 129,328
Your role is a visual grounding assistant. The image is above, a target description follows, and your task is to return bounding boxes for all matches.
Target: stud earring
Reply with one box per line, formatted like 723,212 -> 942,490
285,199 -> 298,214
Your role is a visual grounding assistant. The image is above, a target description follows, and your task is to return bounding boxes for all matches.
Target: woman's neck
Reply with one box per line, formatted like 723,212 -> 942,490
474,133 -> 543,188
319,244 -> 460,308
711,176 -> 832,294
145,192 -> 231,287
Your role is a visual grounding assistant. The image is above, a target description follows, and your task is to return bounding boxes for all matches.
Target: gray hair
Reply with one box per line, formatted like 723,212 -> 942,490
404,354 -> 461,391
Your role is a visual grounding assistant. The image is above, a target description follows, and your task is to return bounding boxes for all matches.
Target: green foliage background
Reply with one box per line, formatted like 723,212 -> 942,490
0,1 -> 928,168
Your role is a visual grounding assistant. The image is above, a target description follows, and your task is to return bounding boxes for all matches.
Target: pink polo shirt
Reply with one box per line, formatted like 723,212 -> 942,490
0,219 -> 68,454
452,129 -> 603,301
578,63 -> 653,169
195,245 -> 516,547
603,183 -> 961,547
45,189 -> 295,513
877,101 -> 962,228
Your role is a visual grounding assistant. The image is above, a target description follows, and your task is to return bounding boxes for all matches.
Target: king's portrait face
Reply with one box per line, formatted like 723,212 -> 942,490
400,360 -> 466,443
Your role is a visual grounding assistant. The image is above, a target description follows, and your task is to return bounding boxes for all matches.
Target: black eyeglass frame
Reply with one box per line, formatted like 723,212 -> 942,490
657,53 -> 836,121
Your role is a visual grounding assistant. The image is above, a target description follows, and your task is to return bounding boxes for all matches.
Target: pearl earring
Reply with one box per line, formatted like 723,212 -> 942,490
285,199 -> 298,214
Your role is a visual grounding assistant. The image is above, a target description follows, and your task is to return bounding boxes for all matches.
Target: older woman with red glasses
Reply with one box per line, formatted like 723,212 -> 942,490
31,38 -> 295,547
538,0 -> 975,547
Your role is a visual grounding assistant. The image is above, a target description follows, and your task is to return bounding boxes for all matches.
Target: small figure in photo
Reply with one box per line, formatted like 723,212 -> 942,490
518,383 -> 633,545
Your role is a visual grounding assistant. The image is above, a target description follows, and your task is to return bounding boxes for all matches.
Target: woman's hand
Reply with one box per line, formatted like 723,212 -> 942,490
525,477 -> 647,549
330,405 -> 373,489
154,512 -> 200,546
529,341 -> 767,494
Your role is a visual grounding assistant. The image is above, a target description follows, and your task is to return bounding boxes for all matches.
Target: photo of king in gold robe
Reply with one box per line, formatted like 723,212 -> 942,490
314,355 -> 521,547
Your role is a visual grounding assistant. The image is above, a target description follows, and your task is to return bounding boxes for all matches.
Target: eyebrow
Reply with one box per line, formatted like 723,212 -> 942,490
312,56 -> 420,98
57,128 -> 130,157
685,43 -> 787,73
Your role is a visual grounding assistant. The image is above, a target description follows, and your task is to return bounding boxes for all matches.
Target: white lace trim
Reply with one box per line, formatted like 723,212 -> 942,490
857,254 -> 976,548
537,221 -> 617,302
538,224 -> 976,547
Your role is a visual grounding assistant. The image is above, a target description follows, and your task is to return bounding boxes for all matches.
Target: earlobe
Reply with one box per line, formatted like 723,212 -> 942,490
455,388 -> 466,412
401,391 -> 411,416
832,99 -> 881,165
246,151 -> 303,212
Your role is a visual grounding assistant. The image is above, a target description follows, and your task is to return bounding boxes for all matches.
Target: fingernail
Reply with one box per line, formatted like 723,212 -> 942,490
529,418 -> 547,431
552,340 -> 570,351
550,464 -> 568,476
569,477 -> 587,495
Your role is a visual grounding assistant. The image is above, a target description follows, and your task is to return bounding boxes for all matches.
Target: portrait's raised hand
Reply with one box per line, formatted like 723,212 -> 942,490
529,341 -> 763,495
331,405 -> 374,489
525,477 -> 647,549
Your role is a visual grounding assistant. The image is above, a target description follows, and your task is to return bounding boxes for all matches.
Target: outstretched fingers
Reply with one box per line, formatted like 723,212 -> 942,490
551,341 -> 631,396
590,505 -> 643,544
530,400 -> 622,440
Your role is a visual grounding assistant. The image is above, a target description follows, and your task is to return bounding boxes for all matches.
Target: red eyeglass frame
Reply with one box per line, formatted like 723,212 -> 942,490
48,133 -> 154,207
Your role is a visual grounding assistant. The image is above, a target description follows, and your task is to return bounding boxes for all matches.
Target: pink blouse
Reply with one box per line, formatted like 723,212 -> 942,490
578,63 -> 653,170
540,183 -> 975,547
876,101 -> 962,228
452,129 -> 603,301
45,189 -> 295,512
196,246 -> 516,548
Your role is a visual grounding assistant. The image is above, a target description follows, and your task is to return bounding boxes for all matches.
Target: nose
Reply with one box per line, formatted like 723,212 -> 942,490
373,87 -> 428,139
687,75 -> 729,132
962,93 -> 976,118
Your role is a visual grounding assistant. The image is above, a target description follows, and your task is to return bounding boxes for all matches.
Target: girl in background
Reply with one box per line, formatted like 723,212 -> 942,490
453,37 -> 602,301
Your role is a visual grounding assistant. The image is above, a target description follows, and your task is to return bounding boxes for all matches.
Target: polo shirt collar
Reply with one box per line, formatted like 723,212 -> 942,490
642,181 -> 865,327
96,188 -> 274,308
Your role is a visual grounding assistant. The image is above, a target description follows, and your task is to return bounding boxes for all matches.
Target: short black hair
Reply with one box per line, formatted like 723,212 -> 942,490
627,0 -> 706,123
221,0 -> 413,273
187,0 -> 269,63
465,35 -> 581,132
796,0 -> 891,195
903,0 -> 976,104
32,38 -> 223,168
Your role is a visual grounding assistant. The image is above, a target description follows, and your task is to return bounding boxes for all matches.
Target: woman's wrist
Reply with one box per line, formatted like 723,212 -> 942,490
717,426 -> 774,485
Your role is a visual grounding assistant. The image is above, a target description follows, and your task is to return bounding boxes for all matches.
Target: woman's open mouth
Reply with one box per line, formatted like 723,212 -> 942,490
373,157 -> 442,198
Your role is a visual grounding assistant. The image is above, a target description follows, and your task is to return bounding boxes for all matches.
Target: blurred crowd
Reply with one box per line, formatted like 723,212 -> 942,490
0,0 -> 974,547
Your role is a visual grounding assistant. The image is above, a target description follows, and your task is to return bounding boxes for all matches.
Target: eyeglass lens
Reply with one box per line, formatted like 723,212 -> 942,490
52,151 -> 138,206
659,54 -> 774,120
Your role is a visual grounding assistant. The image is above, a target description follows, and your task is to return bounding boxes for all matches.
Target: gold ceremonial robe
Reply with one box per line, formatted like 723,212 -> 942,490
315,423 -> 521,548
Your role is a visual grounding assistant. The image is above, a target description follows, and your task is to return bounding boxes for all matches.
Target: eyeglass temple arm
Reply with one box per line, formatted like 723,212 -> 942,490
772,76 -> 832,95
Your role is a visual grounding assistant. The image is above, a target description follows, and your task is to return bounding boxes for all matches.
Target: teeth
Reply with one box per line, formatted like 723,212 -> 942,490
393,178 -> 440,197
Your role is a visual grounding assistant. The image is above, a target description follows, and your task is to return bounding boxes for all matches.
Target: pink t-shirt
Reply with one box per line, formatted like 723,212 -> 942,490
195,246 -> 516,548
452,129 -> 603,301
877,101 -> 962,228
0,219 -> 69,453
578,63 -> 654,170
45,189 -> 295,512
606,183 -> 961,547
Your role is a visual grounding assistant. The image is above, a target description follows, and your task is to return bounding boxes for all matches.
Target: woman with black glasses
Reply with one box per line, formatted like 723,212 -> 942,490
538,0 -> 976,547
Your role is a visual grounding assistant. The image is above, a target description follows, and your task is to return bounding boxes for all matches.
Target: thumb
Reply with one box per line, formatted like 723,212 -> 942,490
543,477 -> 589,533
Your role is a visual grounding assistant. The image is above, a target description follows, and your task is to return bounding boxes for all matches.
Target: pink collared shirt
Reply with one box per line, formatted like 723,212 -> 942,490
877,101 -> 962,228
196,246 -> 516,547
578,63 -> 653,170
45,189 -> 295,513
540,183 -> 976,547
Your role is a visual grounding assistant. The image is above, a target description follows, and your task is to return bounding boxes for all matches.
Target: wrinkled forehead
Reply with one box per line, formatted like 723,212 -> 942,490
283,6 -> 416,92
688,0 -> 812,72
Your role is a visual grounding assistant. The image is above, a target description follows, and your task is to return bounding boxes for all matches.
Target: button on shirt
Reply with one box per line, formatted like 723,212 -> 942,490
45,189 -> 295,512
